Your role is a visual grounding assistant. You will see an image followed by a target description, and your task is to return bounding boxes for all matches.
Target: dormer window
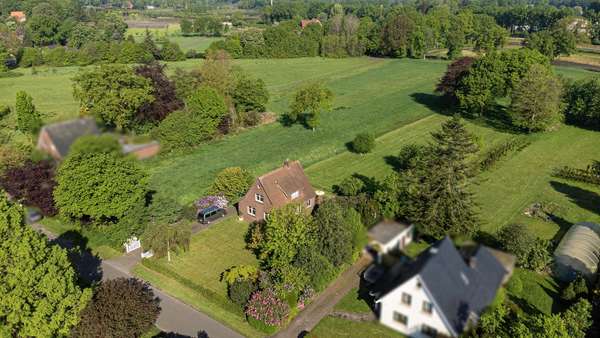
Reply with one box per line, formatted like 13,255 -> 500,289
255,193 -> 264,203
291,191 -> 299,199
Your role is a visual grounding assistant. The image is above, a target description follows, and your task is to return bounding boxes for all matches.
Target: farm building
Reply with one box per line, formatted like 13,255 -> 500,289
37,118 -> 100,160
554,222 -> 600,282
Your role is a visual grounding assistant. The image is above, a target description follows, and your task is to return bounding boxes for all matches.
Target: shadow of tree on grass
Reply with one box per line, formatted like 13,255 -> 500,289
550,181 -> 600,217
52,230 -> 103,287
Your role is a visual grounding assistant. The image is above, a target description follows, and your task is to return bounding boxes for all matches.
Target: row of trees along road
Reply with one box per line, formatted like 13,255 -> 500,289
0,190 -> 161,336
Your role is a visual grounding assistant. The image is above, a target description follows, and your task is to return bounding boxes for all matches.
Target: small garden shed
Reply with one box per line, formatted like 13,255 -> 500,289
553,222 -> 600,282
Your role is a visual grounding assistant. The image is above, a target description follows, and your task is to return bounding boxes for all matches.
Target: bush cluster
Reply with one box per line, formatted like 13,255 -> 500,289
18,39 -> 186,68
351,133 -> 375,154
478,137 -> 530,171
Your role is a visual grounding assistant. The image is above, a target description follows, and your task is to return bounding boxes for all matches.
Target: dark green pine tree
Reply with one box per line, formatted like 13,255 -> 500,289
141,29 -> 161,60
413,115 -> 480,239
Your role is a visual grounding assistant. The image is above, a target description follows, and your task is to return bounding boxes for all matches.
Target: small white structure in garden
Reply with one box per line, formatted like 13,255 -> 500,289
124,237 -> 141,253
368,220 -> 414,256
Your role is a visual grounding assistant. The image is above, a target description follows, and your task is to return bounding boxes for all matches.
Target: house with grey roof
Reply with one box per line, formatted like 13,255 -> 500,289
372,237 -> 511,338
37,118 -> 100,160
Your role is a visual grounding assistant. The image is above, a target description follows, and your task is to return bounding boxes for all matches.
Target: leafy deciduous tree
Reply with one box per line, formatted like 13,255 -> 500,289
54,151 -> 148,226
510,64 -> 563,132
288,82 -> 334,129
0,160 -> 57,216
0,191 -> 91,337
208,166 -> 254,203
72,64 -> 154,130
72,278 -> 160,338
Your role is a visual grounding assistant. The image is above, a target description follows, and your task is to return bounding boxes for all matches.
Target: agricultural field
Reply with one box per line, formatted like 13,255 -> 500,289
145,58 -> 448,204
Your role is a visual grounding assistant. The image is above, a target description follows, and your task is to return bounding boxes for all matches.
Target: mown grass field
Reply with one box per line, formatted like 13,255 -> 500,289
146,58 -> 448,204
132,217 -> 262,338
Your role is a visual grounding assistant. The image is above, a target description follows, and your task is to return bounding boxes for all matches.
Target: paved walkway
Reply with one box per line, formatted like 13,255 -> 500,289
32,223 -> 243,338
274,255 -> 373,338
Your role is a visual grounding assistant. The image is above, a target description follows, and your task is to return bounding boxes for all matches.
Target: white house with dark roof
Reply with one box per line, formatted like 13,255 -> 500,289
373,237 -> 511,338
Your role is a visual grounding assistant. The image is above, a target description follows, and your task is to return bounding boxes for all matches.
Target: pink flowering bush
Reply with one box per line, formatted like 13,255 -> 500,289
195,195 -> 228,211
245,289 -> 290,328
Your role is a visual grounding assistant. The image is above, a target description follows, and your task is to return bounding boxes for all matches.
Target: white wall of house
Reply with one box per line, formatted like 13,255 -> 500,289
377,274 -> 454,338
381,225 -> 414,254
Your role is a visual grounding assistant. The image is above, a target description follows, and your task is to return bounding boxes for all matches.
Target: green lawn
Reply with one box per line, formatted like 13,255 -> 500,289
334,288 -> 372,314
168,36 -> 221,52
132,216 -> 262,338
305,114 -> 514,191
308,316 -> 405,338
474,125 -> 600,238
507,268 -> 562,315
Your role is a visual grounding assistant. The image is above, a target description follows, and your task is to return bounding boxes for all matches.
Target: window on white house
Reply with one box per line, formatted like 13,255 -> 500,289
291,191 -> 299,199
422,301 -> 433,314
401,292 -> 412,306
247,206 -> 256,216
421,324 -> 437,337
255,193 -> 264,203
393,312 -> 408,326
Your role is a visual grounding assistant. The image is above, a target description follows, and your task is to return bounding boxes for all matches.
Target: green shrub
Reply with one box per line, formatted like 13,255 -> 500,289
562,275 -> 588,301
160,40 -> 186,61
293,246 -> 336,292
335,176 -> 365,196
0,104 -> 10,119
228,279 -> 258,307
69,134 -> 122,157
351,133 -> 375,154
151,110 -> 205,152
19,48 -> 44,67
208,167 -> 254,202
506,275 -> 523,294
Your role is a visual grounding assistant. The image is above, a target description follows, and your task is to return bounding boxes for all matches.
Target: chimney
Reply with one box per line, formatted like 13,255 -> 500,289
469,257 -> 477,269
283,159 -> 290,168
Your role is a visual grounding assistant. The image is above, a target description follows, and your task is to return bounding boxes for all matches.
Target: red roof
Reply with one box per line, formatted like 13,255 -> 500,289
10,11 -> 26,22
301,19 -> 321,29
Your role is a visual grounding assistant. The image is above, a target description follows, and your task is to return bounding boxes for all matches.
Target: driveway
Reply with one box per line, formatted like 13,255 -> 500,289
32,223 -> 243,338
273,255 -> 373,338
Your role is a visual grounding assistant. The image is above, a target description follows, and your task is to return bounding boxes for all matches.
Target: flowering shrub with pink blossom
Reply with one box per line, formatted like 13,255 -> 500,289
298,287 -> 315,309
195,195 -> 228,211
245,289 -> 290,327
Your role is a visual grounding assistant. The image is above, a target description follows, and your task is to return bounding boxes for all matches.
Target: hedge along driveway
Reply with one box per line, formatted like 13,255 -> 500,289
146,58 -> 449,204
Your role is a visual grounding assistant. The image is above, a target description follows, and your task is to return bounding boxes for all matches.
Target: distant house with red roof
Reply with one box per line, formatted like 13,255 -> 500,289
301,19 -> 321,29
10,11 -> 26,23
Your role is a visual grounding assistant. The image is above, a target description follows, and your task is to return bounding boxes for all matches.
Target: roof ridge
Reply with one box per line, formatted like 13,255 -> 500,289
42,117 -> 95,130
